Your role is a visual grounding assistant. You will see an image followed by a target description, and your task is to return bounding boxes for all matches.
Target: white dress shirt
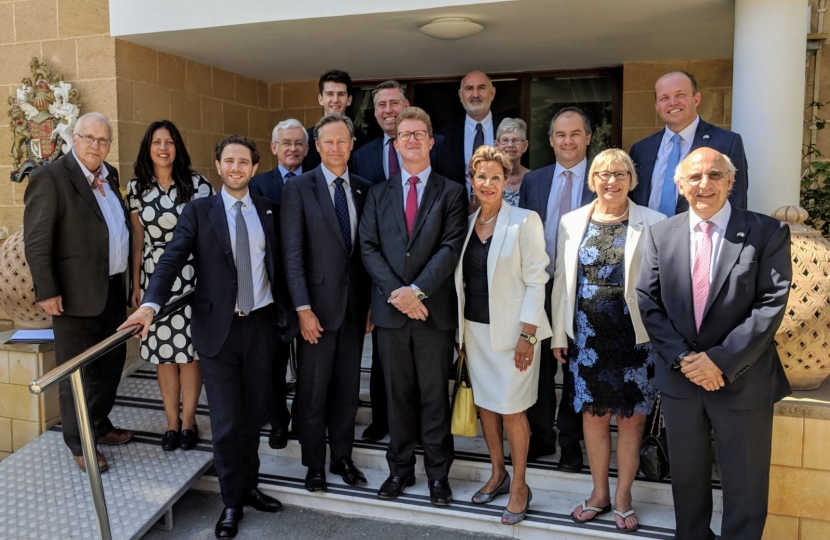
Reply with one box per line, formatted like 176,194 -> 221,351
689,200 -> 732,283
320,165 -> 357,244
543,158 -> 587,277
222,188 -> 273,312
382,134 -> 402,180
278,164 -> 302,180
648,115 -> 701,210
464,112 -> 494,197
401,165 -> 431,207
73,150 -> 129,275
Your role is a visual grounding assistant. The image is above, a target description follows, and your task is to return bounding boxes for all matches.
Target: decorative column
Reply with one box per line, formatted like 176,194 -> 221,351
731,0 -> 807,214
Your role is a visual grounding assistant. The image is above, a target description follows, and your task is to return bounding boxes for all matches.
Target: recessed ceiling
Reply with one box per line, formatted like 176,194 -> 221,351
112,0 -> 735,82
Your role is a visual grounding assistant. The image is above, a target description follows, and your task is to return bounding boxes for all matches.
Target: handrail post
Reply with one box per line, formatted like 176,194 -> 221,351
70,368 -> 113,540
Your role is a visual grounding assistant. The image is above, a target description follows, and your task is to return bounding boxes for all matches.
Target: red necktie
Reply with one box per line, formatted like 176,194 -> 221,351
387,139 -> 400,179
692,220 -> 714,331
405,176 -> 419,236
91,166 -> 107,197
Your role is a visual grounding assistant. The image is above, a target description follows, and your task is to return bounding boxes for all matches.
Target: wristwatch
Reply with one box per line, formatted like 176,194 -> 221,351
410,284 -> 427,301
520,333 -> 538,345
673,350 -> 691,371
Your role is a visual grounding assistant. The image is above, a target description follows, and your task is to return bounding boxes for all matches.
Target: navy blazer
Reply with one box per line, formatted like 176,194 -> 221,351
629,119 -> 749,211
359,171 -> 467,331
143,193 -> 296,357
280,166 -> 372,331
353,133 -> 457,186
249,167 -> 287,204
437,115 -> 503,186
636,207 -> 792,408
517,163 -> 597,222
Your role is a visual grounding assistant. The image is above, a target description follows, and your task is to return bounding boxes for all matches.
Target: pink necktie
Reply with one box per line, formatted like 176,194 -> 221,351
405,176 -> 419,237
692,220 -> 714,331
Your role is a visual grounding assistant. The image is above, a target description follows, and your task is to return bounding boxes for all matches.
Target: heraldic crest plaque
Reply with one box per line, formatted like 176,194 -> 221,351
8,58 -> 82,183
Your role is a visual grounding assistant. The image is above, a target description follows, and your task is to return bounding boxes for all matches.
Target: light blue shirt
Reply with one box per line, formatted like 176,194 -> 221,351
648,115 -> 700,211
278,164 -> 302,181
543,158 -> 587,277
463,112 -> 494,198
401,165 -> 431,208
382,134 -> 402,180
319,165 -> 357,244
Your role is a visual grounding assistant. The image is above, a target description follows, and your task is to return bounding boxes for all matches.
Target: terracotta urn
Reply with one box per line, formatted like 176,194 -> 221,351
772,206 -> 830,390
0,229 -> 51,329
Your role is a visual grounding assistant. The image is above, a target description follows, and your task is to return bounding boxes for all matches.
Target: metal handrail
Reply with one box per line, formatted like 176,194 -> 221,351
28,289 -> 195,540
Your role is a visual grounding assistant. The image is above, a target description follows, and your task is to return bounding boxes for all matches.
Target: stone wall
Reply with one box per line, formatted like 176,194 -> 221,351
268,80 -> 324,130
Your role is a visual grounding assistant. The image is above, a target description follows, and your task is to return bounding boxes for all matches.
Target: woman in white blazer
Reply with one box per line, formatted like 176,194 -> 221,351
550,148 -> 665,532
455,146 -> 551,525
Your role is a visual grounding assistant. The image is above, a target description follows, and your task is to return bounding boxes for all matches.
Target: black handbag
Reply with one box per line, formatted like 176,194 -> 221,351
639,394 -> 671,480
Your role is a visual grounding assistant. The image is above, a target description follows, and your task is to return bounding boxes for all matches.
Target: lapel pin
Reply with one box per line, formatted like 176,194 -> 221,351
266,210 -> 272,215
703,134 -> 710,140
356,189 -> 362,195
737,231 -> 745,237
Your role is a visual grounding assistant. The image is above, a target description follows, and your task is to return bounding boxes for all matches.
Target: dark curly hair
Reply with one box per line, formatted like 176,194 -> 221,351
132,120 -> 196,205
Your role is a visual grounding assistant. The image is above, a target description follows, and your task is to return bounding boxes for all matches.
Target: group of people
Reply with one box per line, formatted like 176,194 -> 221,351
23,67 -> 791,540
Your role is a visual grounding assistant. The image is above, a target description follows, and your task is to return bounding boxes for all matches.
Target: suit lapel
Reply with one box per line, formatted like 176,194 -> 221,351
624,201 -> 644,291
668,213 -> 696,337
639,134 -> 662,197
388,176 -> 409,241
579,169 -> 594,205
690,119 -> 713,151
65,153 -> 105,223
407,173 -> 440,248
312,167 -> 348,252
537,168 -> 555,220
351,177 -> 367,217
253,197 -> 276,284
371,138 -> 385,181
565,203 -> 593,303
703,209 -> 748,320
208,195 -> 236,270
486,202 -> 511,288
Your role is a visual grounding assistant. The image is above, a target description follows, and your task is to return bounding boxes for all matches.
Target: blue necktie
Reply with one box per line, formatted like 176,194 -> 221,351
659,134 -> 681,217
334,178 -> 352,252
284,171 -> 295,180
234,201 -> 254,314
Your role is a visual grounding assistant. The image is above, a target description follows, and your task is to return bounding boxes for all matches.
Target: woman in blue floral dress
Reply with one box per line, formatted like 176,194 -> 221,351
550,149 -> 666,532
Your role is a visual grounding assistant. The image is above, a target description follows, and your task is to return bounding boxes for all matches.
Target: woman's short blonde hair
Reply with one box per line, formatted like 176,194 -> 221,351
468,145 -> 513,179
586,148 -> 639,193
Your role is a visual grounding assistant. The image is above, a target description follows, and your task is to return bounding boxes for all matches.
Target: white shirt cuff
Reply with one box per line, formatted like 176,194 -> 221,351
141,302 -> 161,315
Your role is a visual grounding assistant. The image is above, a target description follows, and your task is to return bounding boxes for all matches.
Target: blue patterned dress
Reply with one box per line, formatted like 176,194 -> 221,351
568,220 -> 658,418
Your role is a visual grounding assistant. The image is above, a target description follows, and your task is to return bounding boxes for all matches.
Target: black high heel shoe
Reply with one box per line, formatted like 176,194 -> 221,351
180,423 -> 200,451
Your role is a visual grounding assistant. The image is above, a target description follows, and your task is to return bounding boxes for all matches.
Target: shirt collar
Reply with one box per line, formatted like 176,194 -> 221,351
72,149 -> 109,185
383,133 -> 394,145
689,200 -> 732,233
401,165 -> 431,186
465,112 -> 493,132
553,158 -> 587,183
663,115 -> 701,145
320,164 -> 349,186
221,186 -> 253,212
278,163 -> 301,178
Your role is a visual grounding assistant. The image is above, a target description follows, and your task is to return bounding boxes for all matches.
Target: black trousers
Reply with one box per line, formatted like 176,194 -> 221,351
376,321 -> 455,481
52,275 -> 126,456
662,391 -> 774,540
200,310 -> 276,509
527,281 -> 583,450
295,308 -> 363,468
267,339 -> 291,431
368,329 -> 388,429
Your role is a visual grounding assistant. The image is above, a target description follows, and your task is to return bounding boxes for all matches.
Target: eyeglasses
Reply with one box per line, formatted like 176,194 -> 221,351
278,141 -> 306,149
682,171 -> 728,185
74,134 -> 112,147
497,137 -> 525,146
397,130 -> 428,141
593,171 -> 630,181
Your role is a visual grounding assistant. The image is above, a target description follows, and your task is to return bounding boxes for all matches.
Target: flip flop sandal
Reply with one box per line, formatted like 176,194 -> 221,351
614,508 -> 640,533
570,500 -> 612,524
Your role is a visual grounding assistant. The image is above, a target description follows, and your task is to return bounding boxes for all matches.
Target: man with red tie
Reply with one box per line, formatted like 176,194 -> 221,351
359,107 -> 467,505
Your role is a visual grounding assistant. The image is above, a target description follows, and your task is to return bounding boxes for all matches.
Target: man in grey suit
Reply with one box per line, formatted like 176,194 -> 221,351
637,148 -> 792,540
281,113 -> 372,492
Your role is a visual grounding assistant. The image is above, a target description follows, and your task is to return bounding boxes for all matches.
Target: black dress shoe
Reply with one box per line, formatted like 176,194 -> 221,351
377,475 -> 415,500
428,479 -> 453,506
180,424 -> 199,451
161,429 -> 180,451
558,442 -> 584,473
305,467 -> 327,492
269,425 -> 288,450
330,457 -> 367,485
215,507 -> 243,538
243,488 -> 283,512
361,423 -> 388,442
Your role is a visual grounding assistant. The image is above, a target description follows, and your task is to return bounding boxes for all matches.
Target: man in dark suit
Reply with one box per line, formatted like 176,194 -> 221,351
24,112 -> 135,473
629,70 -> 748,216
352,80 -> 456,443
637,148 -> 791,540
281,113 -> 372,492
518,106 -> 595,471
121,136 -> 295,539
249,117 -> 308,450
360,107 -> 467,505
438,70 -> 502,194
302,69 -> 354,172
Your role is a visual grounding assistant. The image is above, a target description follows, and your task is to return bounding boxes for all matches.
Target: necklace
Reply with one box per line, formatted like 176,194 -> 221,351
476,213 -> 498,226
593,206 -> 629,222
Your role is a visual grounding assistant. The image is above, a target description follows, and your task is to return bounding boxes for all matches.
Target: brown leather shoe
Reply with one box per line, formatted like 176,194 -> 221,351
98,428 -> 135,445
73,451 -> 109,473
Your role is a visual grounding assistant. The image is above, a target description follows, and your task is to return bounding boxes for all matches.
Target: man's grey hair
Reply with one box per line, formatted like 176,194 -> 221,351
674,150 -> 737,184
73,112 -> 113,139
313,113 -> 355,140
496,118 -> 527,141
271,119 -> 308,143
548,106 -> 592,138
372,80 -> 408,105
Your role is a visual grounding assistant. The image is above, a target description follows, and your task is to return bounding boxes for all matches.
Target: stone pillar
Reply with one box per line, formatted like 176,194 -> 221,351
731,0 -> 807,214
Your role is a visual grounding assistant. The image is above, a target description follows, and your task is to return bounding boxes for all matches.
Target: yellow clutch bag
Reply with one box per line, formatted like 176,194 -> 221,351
451,347 -> 478,437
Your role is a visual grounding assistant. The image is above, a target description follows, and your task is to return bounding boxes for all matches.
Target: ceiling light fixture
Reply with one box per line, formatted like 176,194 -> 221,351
419,17 -> 484,40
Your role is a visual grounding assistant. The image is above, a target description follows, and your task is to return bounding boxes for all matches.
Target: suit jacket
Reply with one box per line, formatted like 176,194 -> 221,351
353,133 -> 457,185
438,115 -> 503,186
636,206 -> 792,409
629,119 -> 749,211
454,203 -> 552,350
24,152 -> 126,317
280,167 -> 372,330
517,163 -> 597,222
359,171 -> 467,331
143,193 -> 295,357
249,167 -> 288,204
551,199 -> 666,348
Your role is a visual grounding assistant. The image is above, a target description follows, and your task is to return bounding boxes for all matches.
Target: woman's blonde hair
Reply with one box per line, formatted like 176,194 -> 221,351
586,148 -> 638,193
468,145 -> 513,179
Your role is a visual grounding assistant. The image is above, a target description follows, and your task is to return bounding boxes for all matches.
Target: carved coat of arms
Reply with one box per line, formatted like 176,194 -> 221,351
8,58 -> 82,183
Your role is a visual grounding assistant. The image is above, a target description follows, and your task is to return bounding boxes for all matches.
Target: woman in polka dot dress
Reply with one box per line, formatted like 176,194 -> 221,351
127,120 -> 215,451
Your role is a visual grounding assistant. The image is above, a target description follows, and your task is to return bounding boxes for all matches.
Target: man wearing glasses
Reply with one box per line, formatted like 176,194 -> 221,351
24,112 -> 135,473
250,118 -> 309,450
360,107 -> 467,505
